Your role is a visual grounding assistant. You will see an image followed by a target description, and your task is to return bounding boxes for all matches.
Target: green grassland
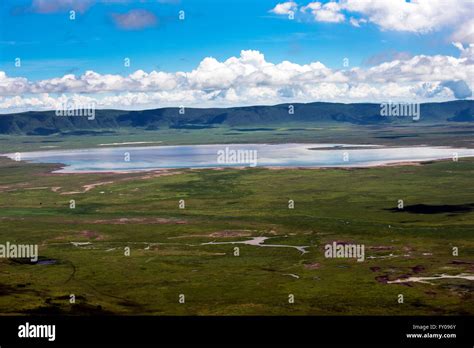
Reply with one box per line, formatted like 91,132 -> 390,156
1,122 -> 474,153
0,152 -> 473,315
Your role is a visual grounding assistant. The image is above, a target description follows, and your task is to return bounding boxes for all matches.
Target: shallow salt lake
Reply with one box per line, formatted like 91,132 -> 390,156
5,143 -> 474,173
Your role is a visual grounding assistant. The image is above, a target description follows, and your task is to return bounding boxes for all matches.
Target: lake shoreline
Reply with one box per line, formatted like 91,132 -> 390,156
0,154 -> 469,176
3,142 -> 474,174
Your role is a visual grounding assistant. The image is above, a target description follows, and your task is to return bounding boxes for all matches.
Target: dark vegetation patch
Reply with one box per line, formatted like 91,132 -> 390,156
26,128 -> 58,136
411,265 -> 425,273
451,260 -> 474,265
22,140 -> 62,143
386,203 -> 474,214
375,134 -> 419,139
232,128 -> 275,131
0,283 -> 27,296
170,124 -> 216,129
22,302 -> 114,315
60,130 -> 116,136
8,256 -> 59,265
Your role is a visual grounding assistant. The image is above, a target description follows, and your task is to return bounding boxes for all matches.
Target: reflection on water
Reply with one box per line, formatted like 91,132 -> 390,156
5,143 -> 474,173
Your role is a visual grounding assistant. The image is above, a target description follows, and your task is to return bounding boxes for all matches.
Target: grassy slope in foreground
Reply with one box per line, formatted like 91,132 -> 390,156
0,156 -> 473,315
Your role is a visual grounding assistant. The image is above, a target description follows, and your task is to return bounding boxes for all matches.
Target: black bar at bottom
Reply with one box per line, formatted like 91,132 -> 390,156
0,316 -> 472,346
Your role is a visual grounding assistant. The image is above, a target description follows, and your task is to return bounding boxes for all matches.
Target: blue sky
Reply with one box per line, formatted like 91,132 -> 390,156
0,0 -> 472,111
0,0 -> 460,79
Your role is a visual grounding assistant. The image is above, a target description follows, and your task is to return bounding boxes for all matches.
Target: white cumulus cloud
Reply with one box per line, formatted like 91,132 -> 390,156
270,1 -> 297,15
301,2 -> 345,23
271,0 -> 474,44
0,47 -> 472,113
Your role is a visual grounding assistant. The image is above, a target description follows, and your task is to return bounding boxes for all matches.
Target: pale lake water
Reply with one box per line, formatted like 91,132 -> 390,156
5,143 -> 474,173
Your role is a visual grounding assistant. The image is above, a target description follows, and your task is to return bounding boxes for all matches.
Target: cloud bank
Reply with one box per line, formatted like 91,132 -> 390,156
1,43 -> 473,112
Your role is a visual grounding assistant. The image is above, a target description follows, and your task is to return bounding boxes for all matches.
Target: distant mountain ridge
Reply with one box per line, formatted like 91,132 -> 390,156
0,100 -> 472,135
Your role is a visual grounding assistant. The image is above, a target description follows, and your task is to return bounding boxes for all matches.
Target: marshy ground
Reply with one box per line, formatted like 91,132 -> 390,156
0,155 -> 473,315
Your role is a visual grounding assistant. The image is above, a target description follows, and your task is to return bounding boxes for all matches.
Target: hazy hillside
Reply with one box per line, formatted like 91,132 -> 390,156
0,100 -> 472,135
